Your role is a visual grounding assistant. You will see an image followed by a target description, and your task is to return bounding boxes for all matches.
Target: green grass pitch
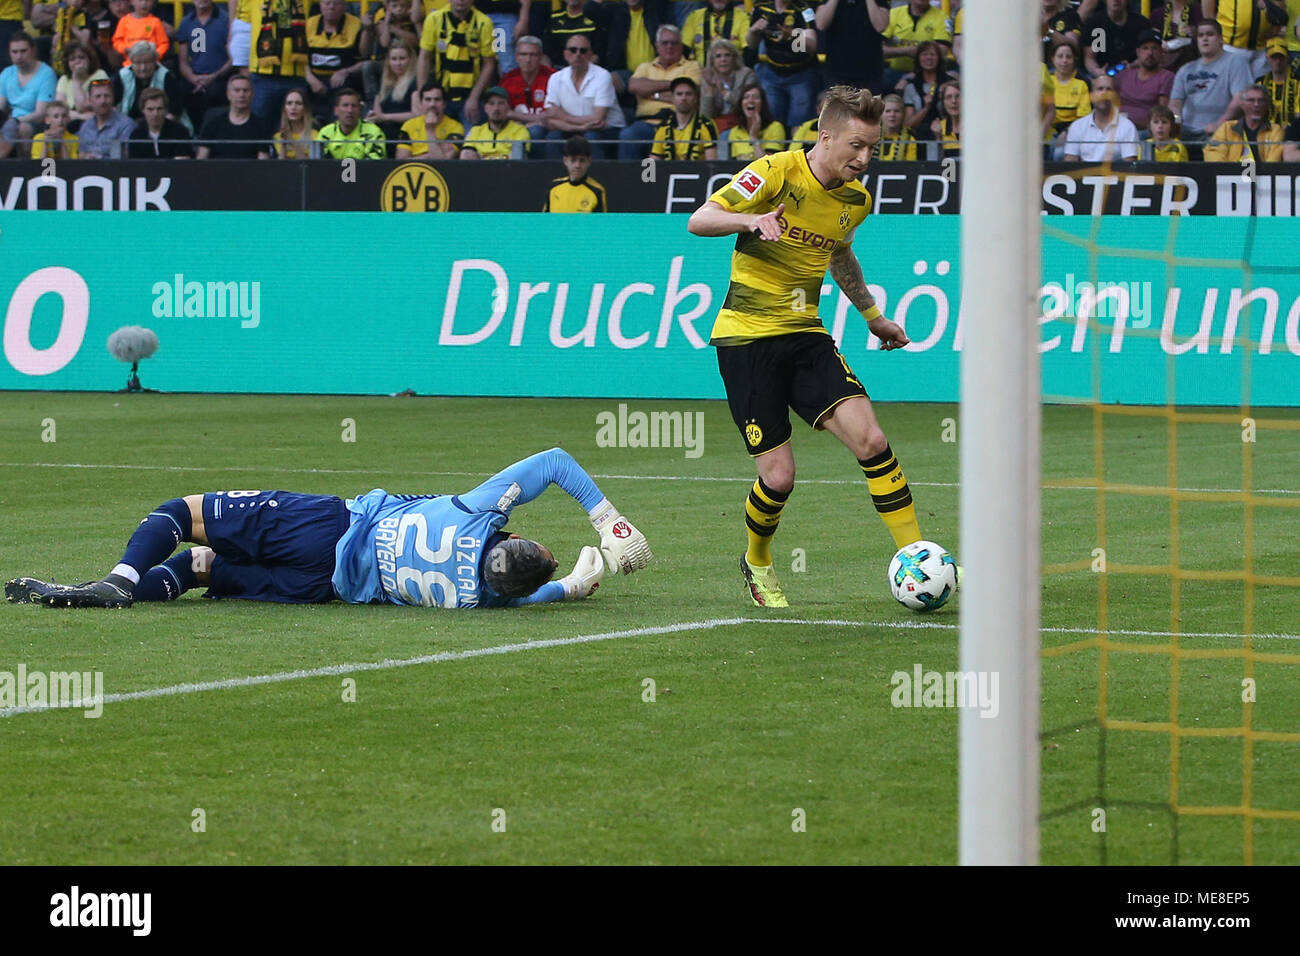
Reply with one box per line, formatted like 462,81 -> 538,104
1,392 -> 1297,865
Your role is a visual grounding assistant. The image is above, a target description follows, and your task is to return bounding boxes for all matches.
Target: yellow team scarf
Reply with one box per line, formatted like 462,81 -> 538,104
53,7 -> 79,72
1161,1 -> 1191,40
256,0 -> 308,67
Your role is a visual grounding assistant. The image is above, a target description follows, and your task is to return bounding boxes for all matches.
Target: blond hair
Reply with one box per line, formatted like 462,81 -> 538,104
818,85 -> 886,131
378,37 -> 419,109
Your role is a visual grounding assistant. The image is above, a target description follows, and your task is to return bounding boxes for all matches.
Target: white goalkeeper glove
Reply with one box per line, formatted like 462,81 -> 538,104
588,498 -> 653,575
559,546 -> 605,601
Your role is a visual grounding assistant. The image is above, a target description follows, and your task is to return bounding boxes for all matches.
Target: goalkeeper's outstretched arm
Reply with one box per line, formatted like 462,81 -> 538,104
457,447 -> 607,514
457,448 -> 653,575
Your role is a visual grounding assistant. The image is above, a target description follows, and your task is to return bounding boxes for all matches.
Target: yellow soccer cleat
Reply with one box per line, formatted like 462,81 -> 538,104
741,556 -> 789,608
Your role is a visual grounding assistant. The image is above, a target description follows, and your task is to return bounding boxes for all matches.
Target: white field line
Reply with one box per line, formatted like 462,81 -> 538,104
0,461 -> 1295,496
2,616 -> 1296,719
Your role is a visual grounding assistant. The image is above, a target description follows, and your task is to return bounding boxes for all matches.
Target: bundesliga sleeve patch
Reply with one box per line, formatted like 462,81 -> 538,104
495,482 -> 522,512
733,170 -> 766,199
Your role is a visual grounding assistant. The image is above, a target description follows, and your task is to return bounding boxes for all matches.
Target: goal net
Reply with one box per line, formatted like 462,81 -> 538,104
960,1 -> 1300,866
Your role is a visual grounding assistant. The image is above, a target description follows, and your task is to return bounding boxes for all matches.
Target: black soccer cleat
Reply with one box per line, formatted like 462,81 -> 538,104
41,579 -> 134,609
5,577 -> 63,604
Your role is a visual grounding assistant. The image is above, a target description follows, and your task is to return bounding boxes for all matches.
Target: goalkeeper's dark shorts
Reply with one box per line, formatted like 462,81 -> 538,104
715,330 -> 868,457
201,491 -> 349,603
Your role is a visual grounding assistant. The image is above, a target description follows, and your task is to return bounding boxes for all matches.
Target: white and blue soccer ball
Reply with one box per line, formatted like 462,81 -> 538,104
888,540 -> 958,612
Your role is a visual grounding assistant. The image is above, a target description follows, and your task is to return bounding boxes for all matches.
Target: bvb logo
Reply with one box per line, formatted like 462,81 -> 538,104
745,422 -> 763,447
381,163 -> 451,212
839,206 -> 850,231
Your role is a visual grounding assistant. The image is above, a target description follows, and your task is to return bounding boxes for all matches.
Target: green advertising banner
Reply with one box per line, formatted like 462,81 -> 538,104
2,213 -> 1297,405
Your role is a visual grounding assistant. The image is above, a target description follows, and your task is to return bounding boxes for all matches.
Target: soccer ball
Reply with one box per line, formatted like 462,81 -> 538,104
888,540 -> 958,612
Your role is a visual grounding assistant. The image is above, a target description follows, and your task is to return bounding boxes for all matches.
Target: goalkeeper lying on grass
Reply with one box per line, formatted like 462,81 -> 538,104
6,448 -> 652,610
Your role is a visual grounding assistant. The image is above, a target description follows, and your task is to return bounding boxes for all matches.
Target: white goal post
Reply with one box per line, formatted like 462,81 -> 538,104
958,0 -> 1042,865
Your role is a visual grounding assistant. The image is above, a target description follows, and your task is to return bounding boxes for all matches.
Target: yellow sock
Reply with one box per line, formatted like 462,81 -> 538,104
860,445 -> 922,548
744,478 -> 789,566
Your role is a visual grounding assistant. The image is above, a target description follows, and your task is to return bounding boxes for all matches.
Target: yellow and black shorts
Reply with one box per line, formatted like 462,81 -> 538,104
715,331 -> 868,457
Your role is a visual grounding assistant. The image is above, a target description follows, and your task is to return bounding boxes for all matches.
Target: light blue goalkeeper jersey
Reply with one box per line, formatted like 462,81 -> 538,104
332,447 -> 606,608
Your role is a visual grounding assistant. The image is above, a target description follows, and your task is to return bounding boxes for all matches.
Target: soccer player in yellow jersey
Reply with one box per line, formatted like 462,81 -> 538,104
544,134 -> 607,211
688,85 -> 923,608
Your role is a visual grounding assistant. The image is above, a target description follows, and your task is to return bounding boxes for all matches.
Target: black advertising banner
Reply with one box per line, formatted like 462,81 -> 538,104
6,160 -> 1300,215
2,161 -> 304,210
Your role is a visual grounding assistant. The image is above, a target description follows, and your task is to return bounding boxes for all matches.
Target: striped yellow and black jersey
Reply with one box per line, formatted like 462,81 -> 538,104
681,4 -> 750,60
707,148 -> 870,344
1214,0 -> 1261,48
1255,68 -> 1300,127
750,0 -> 819,75
876,129 -> 918,161
419,7 -> 495,102
650,114 -> 719,161
544,175 -> 607,212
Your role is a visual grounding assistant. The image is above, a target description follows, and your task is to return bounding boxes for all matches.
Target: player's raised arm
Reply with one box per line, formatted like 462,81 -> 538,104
457,447 -> 605,514
829,231 -> 909,351
457,448 -> 652,574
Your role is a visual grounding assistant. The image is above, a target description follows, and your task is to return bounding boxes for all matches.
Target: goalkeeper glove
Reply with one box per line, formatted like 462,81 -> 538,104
588,498 -> 653,575
559,546 -> 605,601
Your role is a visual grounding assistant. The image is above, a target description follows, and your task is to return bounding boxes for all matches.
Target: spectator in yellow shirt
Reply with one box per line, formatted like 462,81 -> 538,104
460,85 -> 531,157
682,0 -> 749,61
417,0 -> 496,125
1042,40 -> 1091,160
273,86 -> 320,157
306,0 -> 372,123
649,74 -> 717,159
396,80 -> 465,157
1254,35 -> 1300,125
1142,103 -> 1189,160
881,0 -> 951,89
31,100 -> 79,157
248,0 -> 311,126
719,80 -> 782,160
56,42 -> 110,125
619,23 -> 700,159
876,91 -> 917,160
1205,0 -> 1284,76
1203,82 -> 1286,160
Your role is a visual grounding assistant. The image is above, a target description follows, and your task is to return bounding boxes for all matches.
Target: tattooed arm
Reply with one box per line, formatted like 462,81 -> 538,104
829,241 -> 910,350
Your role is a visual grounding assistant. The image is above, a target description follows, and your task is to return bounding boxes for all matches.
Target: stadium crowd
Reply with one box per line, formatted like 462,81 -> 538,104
3,0 -> 1300,163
